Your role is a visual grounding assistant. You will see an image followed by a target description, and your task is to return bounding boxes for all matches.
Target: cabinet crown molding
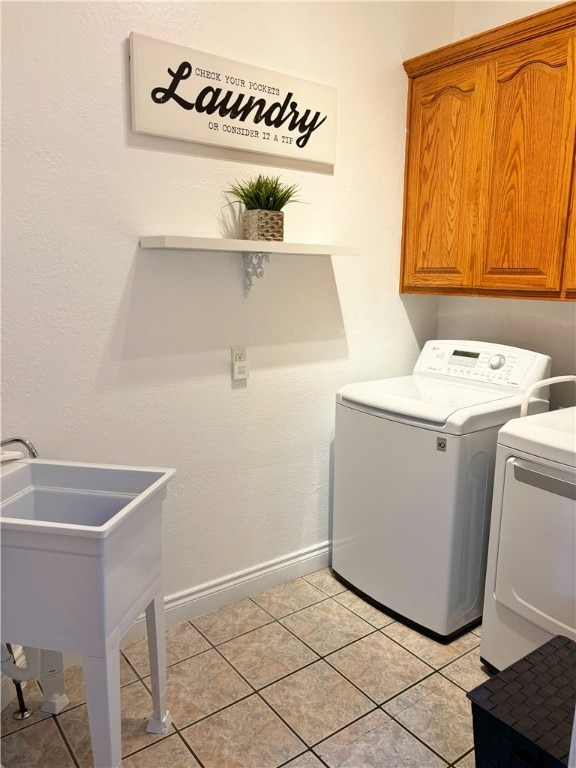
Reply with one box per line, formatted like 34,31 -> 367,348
403,1 -> 576,77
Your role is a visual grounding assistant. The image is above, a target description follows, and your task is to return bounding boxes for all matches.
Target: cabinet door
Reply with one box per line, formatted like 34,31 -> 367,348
476,31 -> 576,293
401,63 -> 489,290
563,182 -> 576,292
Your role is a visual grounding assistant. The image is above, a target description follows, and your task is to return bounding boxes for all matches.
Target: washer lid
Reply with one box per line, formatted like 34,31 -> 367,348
498,407 -> 576,467
338,375 -> 514,426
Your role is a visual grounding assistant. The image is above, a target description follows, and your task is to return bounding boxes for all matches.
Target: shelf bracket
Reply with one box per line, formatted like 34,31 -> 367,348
243,251 -> 270,297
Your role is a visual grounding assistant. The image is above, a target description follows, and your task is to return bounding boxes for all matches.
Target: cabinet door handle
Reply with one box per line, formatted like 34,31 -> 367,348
513,463 -> 576,501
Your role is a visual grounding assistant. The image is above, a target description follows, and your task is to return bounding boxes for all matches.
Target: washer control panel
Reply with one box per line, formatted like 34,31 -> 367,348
488,354 -> 506,370
414,341 -> 551,388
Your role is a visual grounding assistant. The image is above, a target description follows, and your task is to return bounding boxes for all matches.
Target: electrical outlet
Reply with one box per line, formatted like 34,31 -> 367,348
231,346 -> 246,363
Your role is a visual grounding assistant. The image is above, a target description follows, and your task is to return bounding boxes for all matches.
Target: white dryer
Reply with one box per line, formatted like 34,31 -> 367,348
480,407 -> 576,671
332,340 -> 551,640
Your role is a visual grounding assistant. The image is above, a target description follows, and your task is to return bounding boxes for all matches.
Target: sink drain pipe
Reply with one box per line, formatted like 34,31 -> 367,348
1,436 -> 40,719
1,644 -> 40,720
1,644 -> 41,681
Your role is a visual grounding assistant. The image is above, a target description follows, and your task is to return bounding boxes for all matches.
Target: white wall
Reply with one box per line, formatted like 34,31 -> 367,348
438,0 -> 576,410
453,0 -> 564,38
1,2 -> 453,620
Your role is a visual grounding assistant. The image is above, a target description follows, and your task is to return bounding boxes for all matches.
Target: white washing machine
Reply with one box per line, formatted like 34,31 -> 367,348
480,407 -> 576,671
332,340 -> 551,640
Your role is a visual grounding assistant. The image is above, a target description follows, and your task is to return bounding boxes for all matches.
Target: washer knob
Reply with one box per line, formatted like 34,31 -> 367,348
488,354 -> 506,370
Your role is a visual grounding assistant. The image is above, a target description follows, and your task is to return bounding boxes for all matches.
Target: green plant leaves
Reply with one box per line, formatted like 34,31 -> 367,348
226,174 -> 301,211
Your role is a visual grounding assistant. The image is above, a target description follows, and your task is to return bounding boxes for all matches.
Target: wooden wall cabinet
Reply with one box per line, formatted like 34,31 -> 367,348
400,3 -> 576,301
564,185 -> 576,292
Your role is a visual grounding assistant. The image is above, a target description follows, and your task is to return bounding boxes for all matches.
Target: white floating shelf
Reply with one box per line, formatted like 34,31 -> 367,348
140,235 -> 346,296
140,235 -> 344,256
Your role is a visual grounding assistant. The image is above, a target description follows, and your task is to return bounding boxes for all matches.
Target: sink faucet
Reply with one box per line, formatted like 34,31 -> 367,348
1,437 -> 38,458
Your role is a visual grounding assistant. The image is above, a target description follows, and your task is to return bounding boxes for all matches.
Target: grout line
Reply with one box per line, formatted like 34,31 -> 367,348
377,668 -> 437,711
165,688 -> 256,732
331,593 -> 398,628
450,746 -> 475,766
306,704 -> 453,767
277,748 -> 331,768
189,614 -> 276,647
308,704 -> 381,749
253,656 -> 322,691
264,592 -> 334,619
381,714 -> 453,766
210,618 -> 279,647
174,729 -> 208,768
0,711 -> 53,739
250,593 -> 331,621
52,714 -> 81,768
120,649 -> 143,681
247,595 -> 287,621
253,688 -> 311,755
120,731 -> 173,761
247,575 -> 332,611
374,629 -> 438,673
277,600 -> 379,657
120,730 -> 208,768
211,644 -> 258,693
378,626 -> 480,674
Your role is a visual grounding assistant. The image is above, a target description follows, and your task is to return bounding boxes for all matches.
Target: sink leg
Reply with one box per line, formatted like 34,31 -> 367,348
81,652 -> 122,768
144,593 -> 172,734
39,650 -> 69,715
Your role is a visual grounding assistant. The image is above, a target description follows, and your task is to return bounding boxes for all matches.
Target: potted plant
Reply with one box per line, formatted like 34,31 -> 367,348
226,174 -> 301,242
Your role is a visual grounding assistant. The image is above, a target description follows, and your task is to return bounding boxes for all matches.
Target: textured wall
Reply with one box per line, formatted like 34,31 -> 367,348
453,0 -> 564,39
1,2 -> 449,604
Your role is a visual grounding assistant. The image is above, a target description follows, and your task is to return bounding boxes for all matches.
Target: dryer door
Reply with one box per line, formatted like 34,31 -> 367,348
494,457 -> 576,638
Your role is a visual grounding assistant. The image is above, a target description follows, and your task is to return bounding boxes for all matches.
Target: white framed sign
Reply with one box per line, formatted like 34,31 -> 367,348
129,33 -> 337,165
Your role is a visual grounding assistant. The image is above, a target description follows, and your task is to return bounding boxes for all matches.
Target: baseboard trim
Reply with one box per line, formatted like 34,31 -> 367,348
121,540 -> 331,645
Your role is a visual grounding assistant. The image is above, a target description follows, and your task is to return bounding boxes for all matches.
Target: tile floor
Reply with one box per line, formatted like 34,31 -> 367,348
0,568 -> 489,767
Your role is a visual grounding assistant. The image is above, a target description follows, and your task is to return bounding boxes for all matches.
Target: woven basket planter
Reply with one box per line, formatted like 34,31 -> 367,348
243,210 -> 284,242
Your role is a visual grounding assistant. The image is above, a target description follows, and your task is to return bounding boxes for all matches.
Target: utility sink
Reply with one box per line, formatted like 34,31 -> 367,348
1,458 -> 176,767
1,458 -> 175,655
1,459 -> 173,528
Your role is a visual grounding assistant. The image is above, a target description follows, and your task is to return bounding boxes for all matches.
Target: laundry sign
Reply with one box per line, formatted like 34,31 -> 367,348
129,33 -> 337,165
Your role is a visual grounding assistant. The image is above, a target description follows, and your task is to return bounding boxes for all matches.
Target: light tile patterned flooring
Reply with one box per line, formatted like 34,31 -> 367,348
0,569 -> 489,767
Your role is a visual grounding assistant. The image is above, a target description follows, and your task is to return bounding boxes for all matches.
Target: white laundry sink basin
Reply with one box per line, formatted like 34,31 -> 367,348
1,460 -> 173,530
1,459 -> 175,656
